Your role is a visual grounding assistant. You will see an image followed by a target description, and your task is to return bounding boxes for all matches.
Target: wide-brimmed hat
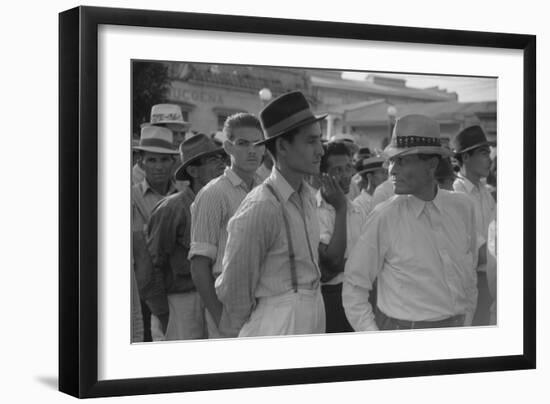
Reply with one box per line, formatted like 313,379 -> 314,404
256,91 -> 327,146
383,114 -> 452,158
451,125 -> 491,155
147,104 -> 190,132
355,156 -> 386,175
132,125 -> 179,155
174,133 -> 225,180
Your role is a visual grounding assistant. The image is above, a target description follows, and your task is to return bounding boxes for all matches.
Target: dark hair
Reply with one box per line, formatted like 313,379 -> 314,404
264,127 -> 301,161
454,149 -> 476,166
320,142 -> 351,173
417,153 -> 442,163
223,113 -> 262,141
434,157 -> 456,181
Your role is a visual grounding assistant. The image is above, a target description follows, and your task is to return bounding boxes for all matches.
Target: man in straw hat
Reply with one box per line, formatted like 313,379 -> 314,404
215,91 -> 326,337
353,155 -> 388,216
189,113 -> 265,339
142,134 -> 226,340
132,125 -> 181,341
343,114 -> 479,331
132,104 -> 191,185
452,125 -> 496,326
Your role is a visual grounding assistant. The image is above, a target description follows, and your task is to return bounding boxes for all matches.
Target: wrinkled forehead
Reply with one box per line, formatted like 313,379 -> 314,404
231,125 -> 264,141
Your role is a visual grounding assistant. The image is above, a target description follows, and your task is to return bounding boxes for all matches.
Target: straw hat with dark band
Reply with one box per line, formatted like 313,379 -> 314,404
132,125 -> 179,155
383,114 -> 452,158
255,91 -> 327,146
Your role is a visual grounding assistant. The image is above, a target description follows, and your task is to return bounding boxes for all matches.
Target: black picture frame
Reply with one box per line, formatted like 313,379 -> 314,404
59,5 -> 536,399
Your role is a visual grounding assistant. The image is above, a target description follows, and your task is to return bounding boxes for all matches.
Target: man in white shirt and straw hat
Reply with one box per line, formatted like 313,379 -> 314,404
216,91 -> 326,337
343,114 -> 479,331
133,104 -> 191,185
131,125 -> 180,341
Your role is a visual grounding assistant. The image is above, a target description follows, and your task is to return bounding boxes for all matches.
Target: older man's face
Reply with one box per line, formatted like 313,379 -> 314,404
389,154 -> 434,196
141,152 -> 175,187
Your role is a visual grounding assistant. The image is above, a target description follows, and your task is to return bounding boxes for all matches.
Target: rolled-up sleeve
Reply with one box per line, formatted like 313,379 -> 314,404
343,214 -> 387,331
317,207 -> 334,245
216,199 -> 277,333
189,189 -> 224,261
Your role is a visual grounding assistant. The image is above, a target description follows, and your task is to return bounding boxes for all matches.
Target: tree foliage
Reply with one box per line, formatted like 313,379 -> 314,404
132,62 -> 171,137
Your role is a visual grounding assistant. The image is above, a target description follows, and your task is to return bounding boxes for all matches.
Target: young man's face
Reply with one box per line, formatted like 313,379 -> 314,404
370,167 -> 388,189
388,154 -> 435,196
141,152 -> 175,187
225,126 -> 265,173
464,145 -> 491,178
281,122 -> 324,175
325,153 -> 354,195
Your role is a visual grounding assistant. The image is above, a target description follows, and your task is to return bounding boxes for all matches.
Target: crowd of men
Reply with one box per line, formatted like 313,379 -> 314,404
130,91 -> 497,342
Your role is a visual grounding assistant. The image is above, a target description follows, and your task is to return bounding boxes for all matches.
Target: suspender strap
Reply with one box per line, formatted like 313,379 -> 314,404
265,183 -> 298,293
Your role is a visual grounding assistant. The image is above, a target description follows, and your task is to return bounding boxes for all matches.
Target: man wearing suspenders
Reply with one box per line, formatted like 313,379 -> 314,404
215,91 -> 326,337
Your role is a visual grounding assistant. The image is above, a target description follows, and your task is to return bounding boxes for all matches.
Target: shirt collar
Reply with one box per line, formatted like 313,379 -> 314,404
225,166 -> 262,191
269,167 -> 311,203
140,179 -> 178,196
409,187 -> 444,218
455,173 -> 476,193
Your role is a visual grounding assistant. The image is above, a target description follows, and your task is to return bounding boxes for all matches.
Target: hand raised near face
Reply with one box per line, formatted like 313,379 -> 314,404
320,173 -> 347,211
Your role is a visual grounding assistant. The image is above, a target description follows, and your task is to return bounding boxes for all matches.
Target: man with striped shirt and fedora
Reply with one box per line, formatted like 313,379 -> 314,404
189,113 -> 265,339
215,91 -> 326,337
142,134 -> 226,340
343,114 -> 479,331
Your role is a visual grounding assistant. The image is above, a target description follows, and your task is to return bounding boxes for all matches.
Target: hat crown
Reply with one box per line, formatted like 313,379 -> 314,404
138,125 -> 176,151
179,133 -> 220,165
257,91 -> 326,143
150,104 -> 186,125
452,125 -> 489,154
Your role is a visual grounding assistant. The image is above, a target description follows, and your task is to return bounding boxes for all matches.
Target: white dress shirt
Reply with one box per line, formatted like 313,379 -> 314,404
343,189 -> 479,331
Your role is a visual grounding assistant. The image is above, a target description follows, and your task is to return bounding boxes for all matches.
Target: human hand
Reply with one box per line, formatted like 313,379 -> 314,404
320,173 -> 347,211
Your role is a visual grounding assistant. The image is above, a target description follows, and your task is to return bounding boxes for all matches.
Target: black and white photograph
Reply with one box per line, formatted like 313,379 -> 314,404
54,4 -> 538,400
130,60 -> 498,343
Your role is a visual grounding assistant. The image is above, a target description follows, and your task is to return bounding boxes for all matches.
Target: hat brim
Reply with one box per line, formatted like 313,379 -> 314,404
454,141 -> 492,155
141,121 -> 190,131
255,114 -> 327,146
133,146 -> 180,155
357,166 -> 386,175
384,145 -> 453,159
174,148 -> 226,181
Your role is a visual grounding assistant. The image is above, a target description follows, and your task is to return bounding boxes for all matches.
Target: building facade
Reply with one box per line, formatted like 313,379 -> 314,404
153,61 -> 496,149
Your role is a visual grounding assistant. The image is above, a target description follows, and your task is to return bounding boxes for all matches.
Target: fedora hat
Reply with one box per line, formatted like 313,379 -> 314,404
255,91 -> 327,146
147,104 -> 190,132
355,156 -> 386,175
383,114 -> 452,158
174,133 -> 225,180
132,125 -> 179,155
451,125 -> 491,155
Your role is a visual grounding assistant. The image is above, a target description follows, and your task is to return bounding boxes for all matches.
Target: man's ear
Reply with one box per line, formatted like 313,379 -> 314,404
223,139 -> 233,156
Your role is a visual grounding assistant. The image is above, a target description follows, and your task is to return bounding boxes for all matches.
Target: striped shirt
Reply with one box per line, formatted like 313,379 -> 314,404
189,167 -> 261,277
343,189 -> 479,331
216,167 -> 322,332
317,192 -> 368,285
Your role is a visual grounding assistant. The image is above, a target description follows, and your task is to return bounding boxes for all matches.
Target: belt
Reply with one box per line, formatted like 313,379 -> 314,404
378,310 -> 465,330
